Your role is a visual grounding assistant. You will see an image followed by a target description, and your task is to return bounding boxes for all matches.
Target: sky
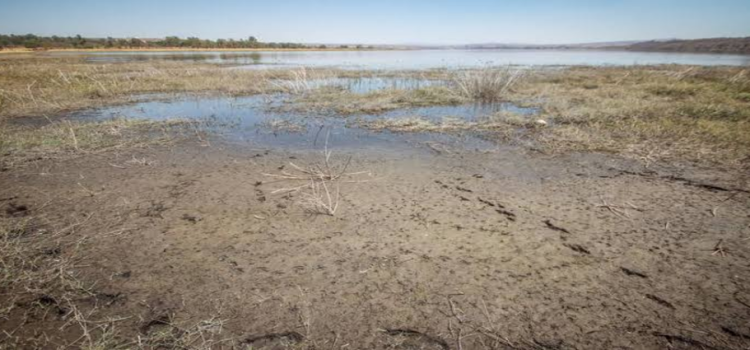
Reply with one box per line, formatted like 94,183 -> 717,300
1,0 -> 749,45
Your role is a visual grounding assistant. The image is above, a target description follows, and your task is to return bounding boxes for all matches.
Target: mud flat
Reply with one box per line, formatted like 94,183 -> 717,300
2,132 -> 749,349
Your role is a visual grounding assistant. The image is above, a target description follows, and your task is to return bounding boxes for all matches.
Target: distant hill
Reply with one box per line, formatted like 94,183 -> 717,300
622,37 -> 750,55
407,38 -> 750,54
408,41 -> 638,50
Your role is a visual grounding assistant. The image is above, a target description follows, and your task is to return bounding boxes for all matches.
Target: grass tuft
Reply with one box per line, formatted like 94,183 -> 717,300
452,67 -> 524,103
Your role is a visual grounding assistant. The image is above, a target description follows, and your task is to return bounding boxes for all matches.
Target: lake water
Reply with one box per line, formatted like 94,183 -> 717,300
50,49 -> 750,69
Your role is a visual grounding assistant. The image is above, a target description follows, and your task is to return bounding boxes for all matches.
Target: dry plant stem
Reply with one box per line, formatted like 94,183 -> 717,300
712,239 -> 728,257
66,120 -> 79,151
262,129 -> 369,215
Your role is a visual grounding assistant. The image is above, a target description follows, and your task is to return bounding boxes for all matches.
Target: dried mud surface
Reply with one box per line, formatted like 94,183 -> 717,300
1,141 -> 749,349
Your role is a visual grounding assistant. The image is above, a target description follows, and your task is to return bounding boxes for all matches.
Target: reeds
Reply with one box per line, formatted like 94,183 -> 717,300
267,67 -> 314,94
452,67 -> 524,103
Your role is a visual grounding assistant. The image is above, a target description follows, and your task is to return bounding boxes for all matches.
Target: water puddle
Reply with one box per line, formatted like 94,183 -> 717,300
68,80 -> 538,154
306,77 -> 443,94
265,76 -> 445,95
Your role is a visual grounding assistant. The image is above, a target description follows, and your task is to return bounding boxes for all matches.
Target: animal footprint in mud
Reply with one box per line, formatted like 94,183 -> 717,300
563,243 -> 590,255
620,267 -> 648,279
5,202 -> 29,217
241,331 -> 304,349
645,294 -> 675,309
543,219 -> 570,234
381,329 -> 449,350
181,214 -> 202,224
142,201 -> 168,218
496,208 -> 517,222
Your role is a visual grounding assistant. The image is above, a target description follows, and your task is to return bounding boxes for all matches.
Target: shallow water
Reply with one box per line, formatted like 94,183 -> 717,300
49,49 -> 750,68
68,80 -> 535,153
298,77 -> 443,94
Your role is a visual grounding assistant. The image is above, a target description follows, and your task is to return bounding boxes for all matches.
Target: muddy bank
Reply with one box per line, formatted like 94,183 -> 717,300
1,139 -> 749,349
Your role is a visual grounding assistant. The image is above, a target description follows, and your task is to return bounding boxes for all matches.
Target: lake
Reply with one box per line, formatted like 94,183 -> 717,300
49,49 -> 750,69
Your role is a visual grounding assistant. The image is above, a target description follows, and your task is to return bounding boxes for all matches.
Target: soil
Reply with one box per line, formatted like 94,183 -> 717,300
1,138 -> 749,349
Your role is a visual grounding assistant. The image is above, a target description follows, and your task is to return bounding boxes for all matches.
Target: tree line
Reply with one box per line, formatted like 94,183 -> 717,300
0,34 -> 317,50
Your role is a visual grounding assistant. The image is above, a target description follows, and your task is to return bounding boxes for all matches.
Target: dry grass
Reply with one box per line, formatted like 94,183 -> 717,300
355,66 -> 750,166
356,112 -> 545,142
451,67 -> 524,103
0,118 -> 203,169
0,57 -> 245,118
500,66 -> 750,165
0,56 -> 355,119
0,217 -> 233,349
0,214 -> 101,348
282,85 -> 466,115
267,67 -> 336,94
357,116 -> 475,133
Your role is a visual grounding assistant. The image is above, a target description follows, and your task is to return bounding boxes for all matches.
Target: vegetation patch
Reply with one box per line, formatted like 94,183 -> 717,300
502,66 -> 750,165
0,118 -> 200,168
283,85 -> 466,115
0,56 -> 359,119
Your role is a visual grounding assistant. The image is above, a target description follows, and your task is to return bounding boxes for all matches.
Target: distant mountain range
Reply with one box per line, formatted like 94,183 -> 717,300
390,37 -> 750,54
621,37 -> 750,55
409,40 -> 641,50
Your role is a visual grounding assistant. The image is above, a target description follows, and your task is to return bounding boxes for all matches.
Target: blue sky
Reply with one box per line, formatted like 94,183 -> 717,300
1,0 -> 749,44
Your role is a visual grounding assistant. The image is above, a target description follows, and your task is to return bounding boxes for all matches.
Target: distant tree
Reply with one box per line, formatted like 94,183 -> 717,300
164,36 -> 181,47
74,34 -> 85,47
0,33 -> 313,50
184,37 -> 202,48
23,37 -> 41,48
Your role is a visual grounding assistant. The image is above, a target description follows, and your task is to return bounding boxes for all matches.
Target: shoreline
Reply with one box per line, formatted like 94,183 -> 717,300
0,47 -> 403,54
3,47 -> 750,56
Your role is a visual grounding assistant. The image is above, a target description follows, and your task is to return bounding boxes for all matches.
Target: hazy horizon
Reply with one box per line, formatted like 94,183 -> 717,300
1,0 -> 749,45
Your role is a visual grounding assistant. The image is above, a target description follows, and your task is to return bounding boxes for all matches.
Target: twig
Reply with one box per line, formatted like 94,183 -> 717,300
66,120 -> 80,151
448,297 -> 464,324
712,239 -> 727,257
595,196 -> 633,218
